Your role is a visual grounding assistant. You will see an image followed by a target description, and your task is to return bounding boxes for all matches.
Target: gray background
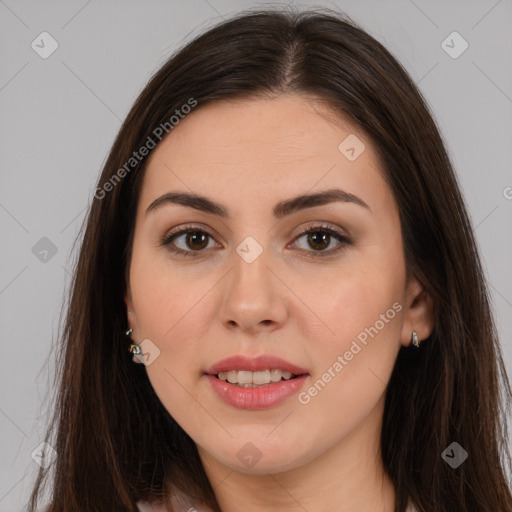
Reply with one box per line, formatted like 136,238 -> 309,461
1,0 -> 511,510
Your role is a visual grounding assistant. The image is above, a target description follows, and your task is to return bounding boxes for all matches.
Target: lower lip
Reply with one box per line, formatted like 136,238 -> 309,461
205,374 -> 309,410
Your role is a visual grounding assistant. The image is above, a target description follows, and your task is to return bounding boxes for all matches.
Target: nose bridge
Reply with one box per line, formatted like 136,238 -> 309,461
230,234 -> 274,302
218,233 -> 287,330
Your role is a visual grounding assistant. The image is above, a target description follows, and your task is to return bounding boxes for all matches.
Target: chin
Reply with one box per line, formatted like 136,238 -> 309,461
211,442 -> 314,475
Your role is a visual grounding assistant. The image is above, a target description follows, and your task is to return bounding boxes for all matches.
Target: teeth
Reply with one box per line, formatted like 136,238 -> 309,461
270,369 -> 282,382
237,370 -> 253,384
217,369 -> 297,386
253,370 -> 270,385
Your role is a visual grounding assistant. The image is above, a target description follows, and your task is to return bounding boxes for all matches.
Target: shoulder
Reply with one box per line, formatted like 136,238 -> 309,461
137,496 -> 416,511
136,491 -> 214,512
136,500 -> 170,512
406,502 -> 419,512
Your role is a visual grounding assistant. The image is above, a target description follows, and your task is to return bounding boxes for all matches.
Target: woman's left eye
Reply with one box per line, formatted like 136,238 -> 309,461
161,223 -> 352,258
292,225 -> 352,256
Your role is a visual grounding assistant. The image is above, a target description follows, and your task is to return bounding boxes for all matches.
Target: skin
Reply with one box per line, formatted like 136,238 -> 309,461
125,93 -> 434,512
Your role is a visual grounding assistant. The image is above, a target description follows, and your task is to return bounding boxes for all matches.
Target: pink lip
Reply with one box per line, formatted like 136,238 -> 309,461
205,374 -> 309,410
205,355 -> 309,375
204,355 -> 310,410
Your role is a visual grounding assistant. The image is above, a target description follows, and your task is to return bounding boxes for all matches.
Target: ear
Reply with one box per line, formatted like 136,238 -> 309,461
125,285 -> 144,364
400,276 -> 435,347
124,284 -> 138,334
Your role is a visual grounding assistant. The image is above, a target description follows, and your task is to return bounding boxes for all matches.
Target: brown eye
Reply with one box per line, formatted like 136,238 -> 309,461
182,231 -> 209,251
292,225 -> 352,256
161,223 -> 352,259
306,231 -> 331,251
161,226 -> 217,257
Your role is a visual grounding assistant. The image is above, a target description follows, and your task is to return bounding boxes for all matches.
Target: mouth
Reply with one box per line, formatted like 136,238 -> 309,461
213,369 -> 304,388
204,355 -> 310,410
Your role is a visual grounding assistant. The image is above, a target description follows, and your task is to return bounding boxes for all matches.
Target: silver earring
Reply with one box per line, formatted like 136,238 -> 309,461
125,328 -> 141,355
411,331 -> 421,348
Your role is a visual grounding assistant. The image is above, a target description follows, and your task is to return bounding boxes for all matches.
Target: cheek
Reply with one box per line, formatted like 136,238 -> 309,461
302,232 -> 406,409
295,285 -> 404,453
310,282 -> 403,398
128,245 -> 214,420
129,242 -> 210,339
311,239 -> 405,348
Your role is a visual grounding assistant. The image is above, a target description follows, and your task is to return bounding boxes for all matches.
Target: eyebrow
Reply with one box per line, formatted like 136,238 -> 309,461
145,188 -> 371,219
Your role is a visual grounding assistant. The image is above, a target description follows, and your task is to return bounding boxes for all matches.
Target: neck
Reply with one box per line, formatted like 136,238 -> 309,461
199,395 -> 396,512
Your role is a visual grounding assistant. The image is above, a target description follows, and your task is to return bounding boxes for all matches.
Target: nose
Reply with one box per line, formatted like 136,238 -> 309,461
218,245 -> 288,335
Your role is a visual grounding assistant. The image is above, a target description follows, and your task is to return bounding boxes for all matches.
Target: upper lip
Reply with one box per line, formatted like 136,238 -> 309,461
205,355 -> 309,375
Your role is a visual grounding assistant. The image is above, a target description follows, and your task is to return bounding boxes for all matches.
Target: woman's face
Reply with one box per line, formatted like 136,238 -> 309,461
125,93 -> 431,477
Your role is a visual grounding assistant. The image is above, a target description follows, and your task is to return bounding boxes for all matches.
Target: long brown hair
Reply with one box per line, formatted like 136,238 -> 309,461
28,6 -> 512,511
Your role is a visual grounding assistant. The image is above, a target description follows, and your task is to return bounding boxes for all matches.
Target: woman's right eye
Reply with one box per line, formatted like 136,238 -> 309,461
161,226 -> 217,258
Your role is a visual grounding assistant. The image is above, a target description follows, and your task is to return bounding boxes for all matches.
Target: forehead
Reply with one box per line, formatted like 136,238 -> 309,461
139,94 -> 394,218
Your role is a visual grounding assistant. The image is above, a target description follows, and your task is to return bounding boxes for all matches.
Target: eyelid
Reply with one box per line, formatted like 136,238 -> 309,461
164,222 -> 216,239
161,223 -> 220,256
291,221 -> 349,241
161,221 -> 352,258
289,222 -> 352,257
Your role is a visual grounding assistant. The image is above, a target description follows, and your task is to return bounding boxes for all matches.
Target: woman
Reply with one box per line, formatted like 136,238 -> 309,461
28,6 -> 512,512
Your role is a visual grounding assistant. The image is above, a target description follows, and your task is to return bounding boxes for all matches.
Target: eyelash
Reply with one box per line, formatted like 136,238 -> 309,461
160,223 -> 352,259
